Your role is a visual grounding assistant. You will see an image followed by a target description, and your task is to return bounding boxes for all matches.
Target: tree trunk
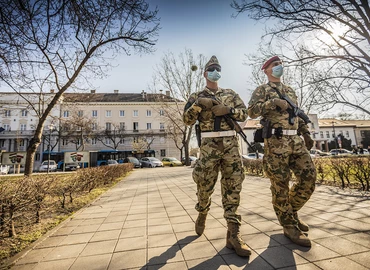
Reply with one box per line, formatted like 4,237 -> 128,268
8,206 -> 16,237
24,137 -> 41,176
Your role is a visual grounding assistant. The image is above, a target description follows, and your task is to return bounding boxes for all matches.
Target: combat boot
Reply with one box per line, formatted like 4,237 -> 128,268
195,213 -> 207,236
283,225 -> 311,247
293,213 -> 309,232
226,223 -> 252,257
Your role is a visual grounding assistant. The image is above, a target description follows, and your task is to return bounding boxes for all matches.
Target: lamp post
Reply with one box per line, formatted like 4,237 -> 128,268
332,121 -> 339,154
47,124 -> 55,173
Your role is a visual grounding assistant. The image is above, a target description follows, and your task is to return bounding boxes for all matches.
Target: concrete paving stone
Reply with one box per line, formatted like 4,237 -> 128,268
338,219 -> 370,232
169,215 -> 193,224
266,232 -> 292,245
204,227 -> 227,240
148,217 -> 171,226
148,233 -> 178,248
337,210 -> 368,219
147,261 -> 188,270
244,233 -> 280,250
120,226 -> 147,238
108,249 -> 146,270
41,243 -> 86,261
125,213 -> 147,221
33,236 -> 67,249
249,220 -> 282,232
222,250 -> 274,270
61,219 -> 83,227
315,222 -> 356,235
58,232 -> 94,245
78,217 -> 105,226
148,212 -> 168,219
342,232 -> 370,248
28,258 -> 75,270
115,236 -> 147,252
104,215 -> 127,223
240,223 -> 262,235
148,224 -> 173,236
80,239 -> 117,256
174,233 -> 206,245
10,263 -> 37,270
203,218 -> 225,229
147,244 -> 184,265
314,256 -> 369,270
98,221 -> 124,231
171,222 -> 194,233
51,226 -> 76,236
360,217 -> 370,224
186,255 -> 230,270
70,253 -> 112,270
123,219 -> 147,229
89,212 -> 112,219
128,208 -> 147,215
315,236 -> 369,255
285,242 -> 340,261
70,224 -> 101,234
305,226 -> 334,240
90,229 -> 121,242
313,212 -> 350,222
14,247 -> 54,264
242,213 -> 269,223
180,241 -> 218,261
278,263 -> 323,270
255,246 -> 309,269
347,251 -> 370,269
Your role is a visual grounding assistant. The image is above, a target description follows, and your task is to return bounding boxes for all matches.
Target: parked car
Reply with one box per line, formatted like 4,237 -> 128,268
181,156 -> 198,165
330,149 -> 352,155
123,157 -> 141,168
0,164 -> 9,175
242,153 -> 264,159
190,158 -> 198,168
65,162 -> 80,171
310,149 -> 330,157
162,157 -> 183,167
107,159 -> 119,166
39,160 -> 57,172
140,157 -> 163,168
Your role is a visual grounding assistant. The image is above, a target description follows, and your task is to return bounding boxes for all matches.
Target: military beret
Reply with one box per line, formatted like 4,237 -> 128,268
261,56 -> 281,70
205,55 -> 221,70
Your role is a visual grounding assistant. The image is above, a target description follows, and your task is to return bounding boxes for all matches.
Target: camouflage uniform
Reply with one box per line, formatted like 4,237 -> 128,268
248,81 -> 316,226
183,87 -> 248,224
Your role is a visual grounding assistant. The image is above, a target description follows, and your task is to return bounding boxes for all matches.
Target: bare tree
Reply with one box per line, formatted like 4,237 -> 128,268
232,0 -> 370,115
150,49 -> 206,165
0,0 -> 160,175
96,123 -> 127,150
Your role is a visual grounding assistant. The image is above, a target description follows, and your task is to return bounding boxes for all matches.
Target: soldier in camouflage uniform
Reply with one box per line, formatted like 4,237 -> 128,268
247,56 -> 316,247
183,55 -> 251,257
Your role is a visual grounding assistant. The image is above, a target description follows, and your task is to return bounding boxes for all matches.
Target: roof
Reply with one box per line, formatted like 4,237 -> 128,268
318,118 -> 370,128
63,93 -> 182,103
242,119 -> 261,129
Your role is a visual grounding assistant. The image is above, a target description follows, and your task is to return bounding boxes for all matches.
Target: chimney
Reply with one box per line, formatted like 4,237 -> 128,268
91,90 -> 96,94
114,89 -> 119,94
50,89 -> 55,93
165,91 -> 171,96
141,90 -> 146,99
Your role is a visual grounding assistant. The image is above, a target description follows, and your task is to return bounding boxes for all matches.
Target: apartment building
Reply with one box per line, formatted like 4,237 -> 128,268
0,90 -> 185,169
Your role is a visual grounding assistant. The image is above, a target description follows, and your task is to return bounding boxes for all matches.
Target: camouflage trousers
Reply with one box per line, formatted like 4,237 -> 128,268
193,136 -> 244,224
263,134 -> 316,226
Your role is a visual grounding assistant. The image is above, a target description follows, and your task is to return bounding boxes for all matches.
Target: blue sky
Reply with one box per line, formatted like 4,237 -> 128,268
90,0 -> 266,103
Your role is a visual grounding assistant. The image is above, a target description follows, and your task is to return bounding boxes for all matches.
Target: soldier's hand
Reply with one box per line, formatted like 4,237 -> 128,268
273,98 -> 289,111
196,98 -> 214,109
211,104 -> 231,116
303,133 -> 314,150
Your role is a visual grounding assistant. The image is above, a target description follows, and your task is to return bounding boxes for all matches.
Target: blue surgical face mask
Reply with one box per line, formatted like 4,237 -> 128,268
272,65 -> 284,78
207,70 -> 221,82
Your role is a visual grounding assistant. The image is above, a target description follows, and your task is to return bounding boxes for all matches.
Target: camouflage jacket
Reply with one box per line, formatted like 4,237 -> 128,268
183,87 -> 248,131
247,82 -> 309,134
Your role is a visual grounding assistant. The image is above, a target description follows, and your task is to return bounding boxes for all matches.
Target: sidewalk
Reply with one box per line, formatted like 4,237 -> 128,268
8,167 -> 370,270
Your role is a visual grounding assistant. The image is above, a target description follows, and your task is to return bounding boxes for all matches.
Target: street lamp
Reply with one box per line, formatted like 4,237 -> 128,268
47,124 -> 55,173
332,121 -> 339,154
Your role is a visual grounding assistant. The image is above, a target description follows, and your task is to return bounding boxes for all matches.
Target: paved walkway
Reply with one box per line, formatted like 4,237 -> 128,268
8,167 -> 370,270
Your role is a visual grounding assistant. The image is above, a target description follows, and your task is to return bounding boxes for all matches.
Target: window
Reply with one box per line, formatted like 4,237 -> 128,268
19,139 -> 25,147
0,140 -> 5,147
361,131 -> 365,138
105,138 -> 111,145
133,137 -> 138,143
160,123 -> 165,130
4,110 -> 11,117
63,111 -> 69,118
20,124 -> 27,131
332,132 -> 335,138
91,138 -> 97,145
159,110 -> 164,116
77,110 -> 83,117
106,110 -> 112,117
311,122 -> 315,129
133,110 -> 138,117
76,139 -> 81,146
62,139 -> 68,145
92,123 -> 97,130
320,131 -> 324,138
120,122 -> 125,130
133,122 -> 139,131
313,133 -> 316,139
21,110 -> 28,117
106,122 -> 112,131
147,110 -> 152,117
160,149 -> 166,157
119,110 -> 125,117
3,124 -> 10,131
92,110 -> 98,117
326,131 -> 330,138
119,138 -> 125,144
147,123 -> 152,130
346,131 -> 349,138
